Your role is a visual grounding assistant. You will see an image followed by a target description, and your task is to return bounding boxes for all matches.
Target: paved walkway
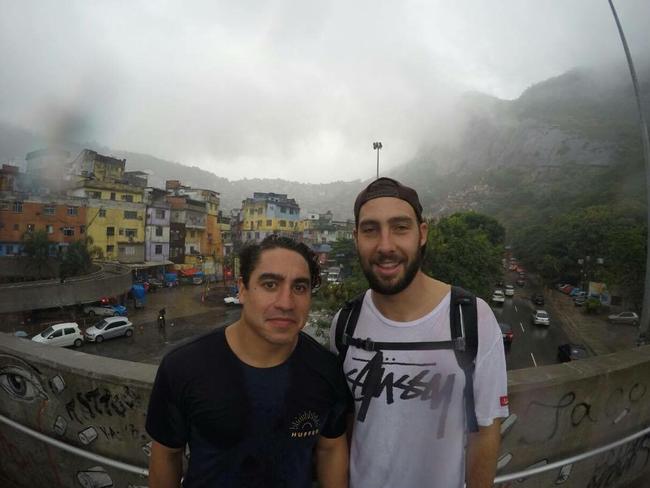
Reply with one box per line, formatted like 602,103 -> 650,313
544,288 -> 639,356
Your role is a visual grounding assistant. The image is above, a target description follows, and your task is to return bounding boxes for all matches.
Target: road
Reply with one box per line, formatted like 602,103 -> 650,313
491,277 -> 571,370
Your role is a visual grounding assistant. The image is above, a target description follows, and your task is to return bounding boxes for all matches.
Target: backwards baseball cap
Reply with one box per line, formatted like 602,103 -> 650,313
354,177 -> 423,224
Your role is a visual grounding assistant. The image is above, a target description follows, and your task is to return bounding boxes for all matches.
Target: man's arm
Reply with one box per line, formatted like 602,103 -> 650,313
149,440 -> 184,488
465,419 -> 501,488
315,434 -> 349,488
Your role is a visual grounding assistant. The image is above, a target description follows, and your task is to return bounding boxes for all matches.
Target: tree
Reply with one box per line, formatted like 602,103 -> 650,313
423,213 -> 504,299
21,230 -> 53,279
59,238 -> 94,280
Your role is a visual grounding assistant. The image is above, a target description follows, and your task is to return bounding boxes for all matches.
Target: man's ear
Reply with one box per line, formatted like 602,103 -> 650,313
237,276 -> 246,304
419,221 -> 428,247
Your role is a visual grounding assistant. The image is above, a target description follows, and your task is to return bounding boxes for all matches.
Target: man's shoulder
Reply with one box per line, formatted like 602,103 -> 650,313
297,331 -> 339,365
161,327 -> 227,370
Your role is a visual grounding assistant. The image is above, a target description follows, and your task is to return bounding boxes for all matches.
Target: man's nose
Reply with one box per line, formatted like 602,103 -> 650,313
274,283 -> 294,310
376,228 -> 395,253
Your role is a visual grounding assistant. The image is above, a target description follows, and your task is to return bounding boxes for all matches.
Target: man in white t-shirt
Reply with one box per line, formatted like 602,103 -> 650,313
330,178 -> 509,488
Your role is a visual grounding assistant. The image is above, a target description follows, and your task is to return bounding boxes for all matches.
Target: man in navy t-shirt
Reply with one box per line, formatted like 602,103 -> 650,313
146,236 -> 350,487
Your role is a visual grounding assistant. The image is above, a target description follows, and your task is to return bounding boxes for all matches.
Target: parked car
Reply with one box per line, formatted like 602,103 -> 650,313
504,285 -> 515,297
32,323 -> 84,348
569,288 -> 584,297
574,296 -> 587,306
491,290 -> 505,305
84,317 -> 134,343
560,284 -> 574,295
224,295 -> 241,306
531,294 -> 545,306
607,311 -> 639,326
83,304 -> 127,317
498,322 -> 513,351
516,278 -> 526,287
531,310 -> 550,326
558,343 -> 589,362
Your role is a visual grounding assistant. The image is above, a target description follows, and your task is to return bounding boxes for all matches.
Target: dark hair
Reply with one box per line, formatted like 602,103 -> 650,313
239,235 -> 321,290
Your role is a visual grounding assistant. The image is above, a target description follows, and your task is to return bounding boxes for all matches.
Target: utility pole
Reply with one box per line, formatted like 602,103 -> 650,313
373,142 -> 383,179
608,0 -> 650,345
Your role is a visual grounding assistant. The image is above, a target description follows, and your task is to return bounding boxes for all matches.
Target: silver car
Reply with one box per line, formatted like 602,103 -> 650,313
607,311 -> 639,326
84,317 -> 134,343
531,310 -> 550,326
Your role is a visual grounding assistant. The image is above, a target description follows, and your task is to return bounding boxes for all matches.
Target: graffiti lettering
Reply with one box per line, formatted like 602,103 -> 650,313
587,434 -> 650,488
66,386 -> 139,422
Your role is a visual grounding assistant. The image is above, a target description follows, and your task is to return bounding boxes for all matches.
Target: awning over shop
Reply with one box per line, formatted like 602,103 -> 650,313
123,260 -> 174,270
178,267 -> 200,277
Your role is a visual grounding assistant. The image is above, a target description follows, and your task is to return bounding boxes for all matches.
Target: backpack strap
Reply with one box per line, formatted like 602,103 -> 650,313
450,285 -> 479,433
334,292 -> 365,361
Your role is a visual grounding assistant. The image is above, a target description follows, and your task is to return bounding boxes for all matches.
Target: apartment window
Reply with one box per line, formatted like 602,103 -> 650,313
46,225 -> 54,234
155,209 -> 166,219
13,201 -> 23,213
87,191 -> 101,199
26,223 -> 35,232
257,220 -> 262,228
266,219 -> 272,226
121,194 -> 134,202
119,246 -> 135,256
106,227 -> 115,236
106,245 -> 114,254
155,226 -> 163,237
280,207 -> 286,214
110,192 -> 116,201
43,205 -> 55,215
13,224 -> 19,231
125,228 -> 137,238
190,230 -> 195,238
289,221 -> 294,227
62,227 -> 74,236
189,246 -> 196,254
155,244 -> 163,255
119,228 -> 124,235
99,208 -> 106,217
279,220 -> 287,227
124,210 -> 138,219
67,207 -> 78,216
255,232 -> 260,239
80,225 -> 86,234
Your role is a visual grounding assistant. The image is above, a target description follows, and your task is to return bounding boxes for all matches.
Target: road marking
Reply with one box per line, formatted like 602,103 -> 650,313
514,305 -> 518,313
530,353 -> 538,367
519,322 -> 525,333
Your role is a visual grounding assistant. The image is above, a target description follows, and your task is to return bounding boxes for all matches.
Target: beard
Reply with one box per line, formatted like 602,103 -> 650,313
359,249 -> 423,295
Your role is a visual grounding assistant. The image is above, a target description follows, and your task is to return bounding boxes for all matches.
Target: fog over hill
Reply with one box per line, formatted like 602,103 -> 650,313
1,65 -> 648,220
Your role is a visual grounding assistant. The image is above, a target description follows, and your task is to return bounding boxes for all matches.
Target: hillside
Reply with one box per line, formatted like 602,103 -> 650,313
1,64 -> 648,223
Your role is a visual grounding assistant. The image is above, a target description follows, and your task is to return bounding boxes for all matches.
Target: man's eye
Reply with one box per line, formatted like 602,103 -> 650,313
261,282 -> 277,289
361,227 -> 376,234
293,284 -> 309,294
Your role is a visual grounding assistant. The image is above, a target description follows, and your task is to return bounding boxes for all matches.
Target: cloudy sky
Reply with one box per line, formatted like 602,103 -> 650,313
1,0 -> 648,183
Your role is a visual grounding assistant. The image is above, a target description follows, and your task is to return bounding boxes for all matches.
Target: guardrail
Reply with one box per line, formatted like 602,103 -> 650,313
1,408 -> 648,484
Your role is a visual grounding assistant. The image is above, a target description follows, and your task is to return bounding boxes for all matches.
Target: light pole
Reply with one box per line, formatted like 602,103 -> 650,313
608,0 -> 650,345
373,142 -> 383,179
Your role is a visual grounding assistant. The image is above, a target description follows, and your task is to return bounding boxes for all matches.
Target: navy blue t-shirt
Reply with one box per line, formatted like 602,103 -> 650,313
146,327 -> 350,487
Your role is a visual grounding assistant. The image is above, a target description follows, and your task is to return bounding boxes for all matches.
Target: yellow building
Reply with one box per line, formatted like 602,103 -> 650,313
67,150 -> 147,263
241,192 -> 301,242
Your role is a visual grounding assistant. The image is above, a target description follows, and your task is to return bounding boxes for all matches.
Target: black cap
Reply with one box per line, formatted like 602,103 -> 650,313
354,177 -> 423,224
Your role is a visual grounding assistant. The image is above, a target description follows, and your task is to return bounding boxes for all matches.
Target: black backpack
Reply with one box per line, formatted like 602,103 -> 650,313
333,286 -> 480,432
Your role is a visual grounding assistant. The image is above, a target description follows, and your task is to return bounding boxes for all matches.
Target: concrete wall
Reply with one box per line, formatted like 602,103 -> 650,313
0,334 -> 648,487
0,262 -> 132,313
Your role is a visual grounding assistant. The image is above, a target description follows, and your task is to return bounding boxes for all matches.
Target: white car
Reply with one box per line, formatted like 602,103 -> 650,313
83,304 -> 126,317
491,290 -> 505,305
32,323 -> 84,348
84,317 -> 134,343
504,285 -> 515,297
532,310 -> 551,326
224,295 -> 241,306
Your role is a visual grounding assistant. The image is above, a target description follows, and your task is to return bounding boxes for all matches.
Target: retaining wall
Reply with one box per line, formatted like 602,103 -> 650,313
0,334 -> 648,487
0,262 -> 132,314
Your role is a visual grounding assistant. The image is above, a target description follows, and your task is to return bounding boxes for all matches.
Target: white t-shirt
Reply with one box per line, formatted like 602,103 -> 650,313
329,290 -> 509,488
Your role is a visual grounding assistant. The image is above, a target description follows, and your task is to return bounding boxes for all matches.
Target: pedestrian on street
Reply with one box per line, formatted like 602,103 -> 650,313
147,235 -> 350,488
330,177 -> 509,488
157,308 -> 166,328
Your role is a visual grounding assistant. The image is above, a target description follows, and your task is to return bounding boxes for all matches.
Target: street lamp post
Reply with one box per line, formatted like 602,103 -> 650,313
608,0 -> 650,345
373,142 -> 383,179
